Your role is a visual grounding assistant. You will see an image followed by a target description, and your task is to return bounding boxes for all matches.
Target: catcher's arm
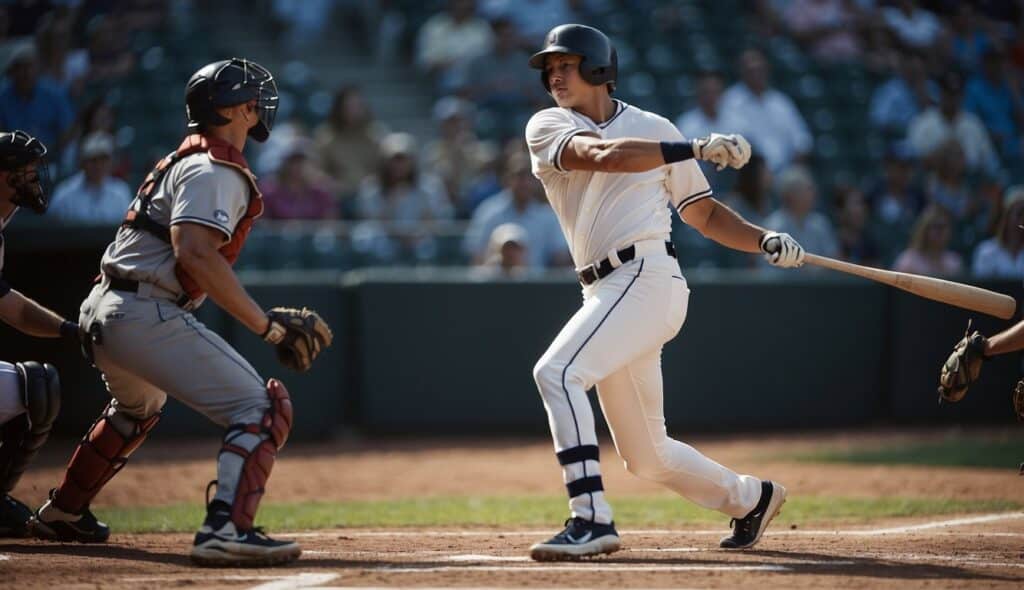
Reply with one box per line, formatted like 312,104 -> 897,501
172,224 -> 270,335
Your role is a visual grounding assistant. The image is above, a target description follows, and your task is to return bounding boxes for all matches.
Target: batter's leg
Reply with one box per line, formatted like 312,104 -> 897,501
597,348 -> 786,548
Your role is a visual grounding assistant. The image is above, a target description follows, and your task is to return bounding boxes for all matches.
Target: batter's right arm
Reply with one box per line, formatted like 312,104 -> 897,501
172,223 -> 270,336
562,134 -> 749,173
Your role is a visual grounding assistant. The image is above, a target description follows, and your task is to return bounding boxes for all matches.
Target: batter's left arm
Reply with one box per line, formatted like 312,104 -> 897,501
682,198 -> 805,268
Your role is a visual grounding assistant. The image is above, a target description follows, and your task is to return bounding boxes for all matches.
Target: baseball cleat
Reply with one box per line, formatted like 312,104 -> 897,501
719,480 -> 787,549
529,517 -> 621,561
30,489 -> 110,543
0,494 -> 32,537
191,513 -> 301,568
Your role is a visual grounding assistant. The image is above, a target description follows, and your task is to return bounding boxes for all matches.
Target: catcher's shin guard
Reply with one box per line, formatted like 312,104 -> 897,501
220,379 -> 293,530
0,362 -> 61,493
51,404 -> 159,514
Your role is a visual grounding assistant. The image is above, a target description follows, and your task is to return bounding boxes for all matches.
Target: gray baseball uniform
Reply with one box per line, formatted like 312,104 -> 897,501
81,152 -> 267,505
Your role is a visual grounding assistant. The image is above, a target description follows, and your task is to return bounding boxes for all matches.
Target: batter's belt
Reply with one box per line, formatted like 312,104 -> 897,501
577,240 -> 677,286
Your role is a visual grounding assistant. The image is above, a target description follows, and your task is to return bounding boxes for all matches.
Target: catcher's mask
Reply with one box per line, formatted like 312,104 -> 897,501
0,130 -> 50,214
185,58 -> 278,142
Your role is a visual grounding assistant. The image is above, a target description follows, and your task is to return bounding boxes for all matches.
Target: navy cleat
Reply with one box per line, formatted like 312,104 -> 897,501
0,494 -> 32,537
529,517 -> 621,561
719,480 -> 787,549
30,489 -> 110,543
190,504 -> 300,567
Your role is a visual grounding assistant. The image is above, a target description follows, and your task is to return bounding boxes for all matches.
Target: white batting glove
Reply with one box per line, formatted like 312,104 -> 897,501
759,232 -> 805,268
692,133 -> 752,171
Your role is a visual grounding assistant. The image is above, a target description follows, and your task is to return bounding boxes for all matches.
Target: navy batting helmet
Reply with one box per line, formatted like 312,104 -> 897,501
0,130 -> 49,214
185,58 -> 278,142
528,24 -> 617,92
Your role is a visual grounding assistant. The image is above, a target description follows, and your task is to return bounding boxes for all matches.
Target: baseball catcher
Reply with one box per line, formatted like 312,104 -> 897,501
29,59 -> 332,567
0,131 -> 77,537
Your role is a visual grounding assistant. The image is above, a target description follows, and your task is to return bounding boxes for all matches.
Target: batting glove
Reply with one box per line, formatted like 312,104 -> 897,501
759,232 -> 805,268
692,133 -> 752,171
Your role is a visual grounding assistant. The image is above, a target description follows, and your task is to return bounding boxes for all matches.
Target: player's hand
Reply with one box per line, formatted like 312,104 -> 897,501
262,307 -> 334,372
692,133 -> 751,171
759,232 -> 805,268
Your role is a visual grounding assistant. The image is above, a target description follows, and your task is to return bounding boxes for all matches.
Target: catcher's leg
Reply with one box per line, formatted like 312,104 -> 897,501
32,350 -> 164,543
0,362 -> 60,537
191,378 -> 299,567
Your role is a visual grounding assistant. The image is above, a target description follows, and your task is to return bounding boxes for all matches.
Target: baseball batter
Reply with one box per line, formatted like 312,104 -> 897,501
29,59 -> 333,567
524,25 -> 806,560
0,131 -> 74,538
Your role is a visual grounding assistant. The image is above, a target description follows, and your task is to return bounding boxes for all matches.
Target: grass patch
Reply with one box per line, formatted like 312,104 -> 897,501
796,437 -> 1024,469
96,495 -> 1022,534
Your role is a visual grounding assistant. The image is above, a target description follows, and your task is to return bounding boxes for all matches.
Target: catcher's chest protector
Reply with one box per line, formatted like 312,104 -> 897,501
122,134 -> 263,302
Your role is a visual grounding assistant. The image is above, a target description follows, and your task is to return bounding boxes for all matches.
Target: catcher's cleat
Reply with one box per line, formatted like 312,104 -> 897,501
529,517 -> 621,561
31,489 -> 110,543
719,480 -> 787,549
191,505 -> 300,567
0,494 -> 32,537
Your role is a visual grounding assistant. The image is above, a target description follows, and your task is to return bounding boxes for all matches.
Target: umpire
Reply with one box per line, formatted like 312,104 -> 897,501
30,58 -> 333,567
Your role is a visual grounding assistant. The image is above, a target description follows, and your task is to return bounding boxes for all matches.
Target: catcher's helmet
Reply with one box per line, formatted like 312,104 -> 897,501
185,58 -> 278,142
528,24 -> 617,92
0,130 -> 49,213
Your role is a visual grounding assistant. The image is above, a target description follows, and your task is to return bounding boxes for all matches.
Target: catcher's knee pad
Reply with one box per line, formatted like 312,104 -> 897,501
220,378 -> 293,529
0,362 -> 61,493
53,403 -> 159,514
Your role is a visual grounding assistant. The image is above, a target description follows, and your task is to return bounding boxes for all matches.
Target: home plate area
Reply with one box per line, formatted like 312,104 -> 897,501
1,513 -> 1021,589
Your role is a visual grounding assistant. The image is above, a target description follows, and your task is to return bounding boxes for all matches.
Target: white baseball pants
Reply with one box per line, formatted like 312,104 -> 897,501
533,247 -> 762,523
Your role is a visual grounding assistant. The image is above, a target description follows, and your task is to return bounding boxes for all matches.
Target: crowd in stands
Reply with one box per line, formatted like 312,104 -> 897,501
3,0 -> 1024,280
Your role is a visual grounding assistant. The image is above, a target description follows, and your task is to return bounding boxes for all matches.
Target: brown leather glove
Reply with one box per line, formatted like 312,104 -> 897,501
262,307 -> 334,372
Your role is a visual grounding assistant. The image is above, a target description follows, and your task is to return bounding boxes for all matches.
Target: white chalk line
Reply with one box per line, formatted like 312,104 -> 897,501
368,564 -> 792,573
247,572 -> 340,590
0,554 -> 9,561
287,511 -> 1024,539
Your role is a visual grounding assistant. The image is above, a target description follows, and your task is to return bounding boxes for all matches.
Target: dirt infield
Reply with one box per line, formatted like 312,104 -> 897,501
2,428 -> 1023,588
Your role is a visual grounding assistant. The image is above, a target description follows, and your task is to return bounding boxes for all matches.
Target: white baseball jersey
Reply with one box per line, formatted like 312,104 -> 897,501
525,99 -> 712,268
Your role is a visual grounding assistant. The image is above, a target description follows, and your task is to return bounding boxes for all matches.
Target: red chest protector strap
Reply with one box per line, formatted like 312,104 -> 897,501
122,134 -> 261,244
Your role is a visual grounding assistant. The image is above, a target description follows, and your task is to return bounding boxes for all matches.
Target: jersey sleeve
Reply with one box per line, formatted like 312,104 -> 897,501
169,158 -> 250,240
525,108 -> 589,176
661,122 -> 713,216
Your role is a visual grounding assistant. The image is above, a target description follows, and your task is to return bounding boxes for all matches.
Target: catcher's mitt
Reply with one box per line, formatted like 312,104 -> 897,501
262,307 -> 333,372
937,321 -> 988,403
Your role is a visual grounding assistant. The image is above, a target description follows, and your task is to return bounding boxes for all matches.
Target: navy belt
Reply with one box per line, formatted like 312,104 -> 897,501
577,241 -> 676,286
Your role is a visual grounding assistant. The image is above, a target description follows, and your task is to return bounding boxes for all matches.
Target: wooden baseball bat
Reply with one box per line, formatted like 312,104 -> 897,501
804,253 -> 1016,320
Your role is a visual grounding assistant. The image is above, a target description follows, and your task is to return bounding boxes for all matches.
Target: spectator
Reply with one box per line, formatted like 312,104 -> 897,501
923,138 -> 974,220
907,72 -> 998,174
943,3 -> 992,71
782,0 -> 863,63
356,132 -> 452,224
415,0 -> 494,93
893,204 -> 963,276
424,96 -> 493,212
60,94 -> 129,179
34,13 -> 87,97
869,54 -> 937,135
972,186 -> 1024,278
964,47 -> 1023,161
473,222 -> 534,279
720,48 -> 813,172
762,165 -> 839,267
462,16 -> 538,135
82,14 -> 135,82
463,153 -> 566,268
48,132 -> 132,224
834,183 -> 880,265
479,0 -> 576,44
313,86 -> 384,206
0,45 -> 74,152
881,0 -> 943,54
271,0 -> 334,50
260,139 -> 338,220
866,142 -> 925,263
675,71 -> 732,140
462,141 -> 503,217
